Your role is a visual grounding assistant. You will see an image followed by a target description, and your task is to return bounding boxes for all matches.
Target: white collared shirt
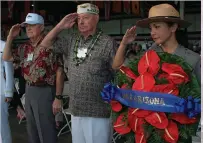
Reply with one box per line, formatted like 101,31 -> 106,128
0,40 -> 14,97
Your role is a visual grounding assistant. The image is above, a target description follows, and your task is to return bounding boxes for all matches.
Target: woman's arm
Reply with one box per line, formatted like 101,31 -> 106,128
112,26 -> 137,70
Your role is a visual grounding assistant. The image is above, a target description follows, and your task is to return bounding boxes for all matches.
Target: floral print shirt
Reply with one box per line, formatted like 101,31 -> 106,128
13,37 -> 63,85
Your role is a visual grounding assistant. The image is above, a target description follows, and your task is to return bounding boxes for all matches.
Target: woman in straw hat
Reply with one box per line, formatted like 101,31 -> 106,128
112,3 -> 200,84
112,3 -> 201,142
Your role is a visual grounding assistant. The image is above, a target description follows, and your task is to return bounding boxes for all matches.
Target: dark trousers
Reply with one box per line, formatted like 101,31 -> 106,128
25,84 -> 57,143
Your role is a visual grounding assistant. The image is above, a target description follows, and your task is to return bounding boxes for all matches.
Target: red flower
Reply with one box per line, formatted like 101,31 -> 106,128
135,133 -> 147,143
162,63 -> 189,85
163,120 -> 179,143
120,66 -> 137,80
128,116 -> 145,134
170,113 -> 198,124
145,112 -> 168,129
113,114 -> 131,135
151,84 -> 179,96
111,101 -> 122,112
120,83 -> 128,89
132,72 -> 155,92
128,108 -> 152,118
138,50 -> 160,76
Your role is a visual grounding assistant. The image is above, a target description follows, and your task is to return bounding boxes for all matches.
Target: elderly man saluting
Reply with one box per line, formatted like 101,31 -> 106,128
3,13 -> 64,143
40,3 -> 118,143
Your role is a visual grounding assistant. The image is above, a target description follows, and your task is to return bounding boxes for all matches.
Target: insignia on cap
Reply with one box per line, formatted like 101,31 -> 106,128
80,4 -> 88,8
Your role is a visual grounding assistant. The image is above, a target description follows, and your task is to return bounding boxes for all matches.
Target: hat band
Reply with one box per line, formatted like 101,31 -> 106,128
149,16 -> 181,19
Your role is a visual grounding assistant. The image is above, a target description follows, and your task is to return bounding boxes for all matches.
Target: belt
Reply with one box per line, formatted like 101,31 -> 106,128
27,81 -> 47,86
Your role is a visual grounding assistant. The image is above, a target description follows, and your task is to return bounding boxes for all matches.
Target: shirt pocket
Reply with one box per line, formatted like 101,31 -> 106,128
88,56 -> 110,77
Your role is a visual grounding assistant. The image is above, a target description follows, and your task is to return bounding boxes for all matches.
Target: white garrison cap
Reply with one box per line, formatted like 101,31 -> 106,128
77,3 -> 99,15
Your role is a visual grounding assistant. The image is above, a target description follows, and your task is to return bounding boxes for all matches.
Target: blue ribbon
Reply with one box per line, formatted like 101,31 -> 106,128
101,83 -> 201,118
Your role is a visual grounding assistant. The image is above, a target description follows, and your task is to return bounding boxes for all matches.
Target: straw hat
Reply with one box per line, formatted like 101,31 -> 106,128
136,4 -> 191,28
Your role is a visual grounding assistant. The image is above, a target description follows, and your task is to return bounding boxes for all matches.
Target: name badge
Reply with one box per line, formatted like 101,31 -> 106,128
27,53 -> 34,61
77,48 -> 87,58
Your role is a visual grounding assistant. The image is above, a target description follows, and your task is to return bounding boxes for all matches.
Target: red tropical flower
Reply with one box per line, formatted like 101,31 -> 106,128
120,66 -> 138,80
138,50 -> 160,76
132,72 -> 155,92
163,120 -> 179,143
151,84 -> 179,96
113,114 -> 131,135
111,101 -> 122,112
170,113 -> 198,124
145,112 -> 168,129
135,133 -> 147,143
128,108 -> 152,118
128,116 -> 145,134
162,63 -> 189,85
120,83 -> 128,89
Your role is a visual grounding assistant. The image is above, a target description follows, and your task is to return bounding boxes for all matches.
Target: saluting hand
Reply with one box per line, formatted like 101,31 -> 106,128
7,24 -> 22,39
57,13 -> 78,30
121,26 -> 137,45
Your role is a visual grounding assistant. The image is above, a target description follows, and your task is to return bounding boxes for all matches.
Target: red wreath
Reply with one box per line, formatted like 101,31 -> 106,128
111,50 -> 198,143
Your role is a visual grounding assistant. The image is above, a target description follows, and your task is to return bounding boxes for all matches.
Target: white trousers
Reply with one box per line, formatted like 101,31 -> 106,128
0,94 -> 12,143
71,115 -> 113,143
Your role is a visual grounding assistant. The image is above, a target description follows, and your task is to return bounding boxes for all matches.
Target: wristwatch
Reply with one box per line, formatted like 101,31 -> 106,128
55,95 -> 63,100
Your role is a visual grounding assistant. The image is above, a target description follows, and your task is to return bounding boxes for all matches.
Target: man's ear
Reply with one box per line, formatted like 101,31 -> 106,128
40,25 -> 45,32
171,23 -> 178,33
94,15 -> 99,24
